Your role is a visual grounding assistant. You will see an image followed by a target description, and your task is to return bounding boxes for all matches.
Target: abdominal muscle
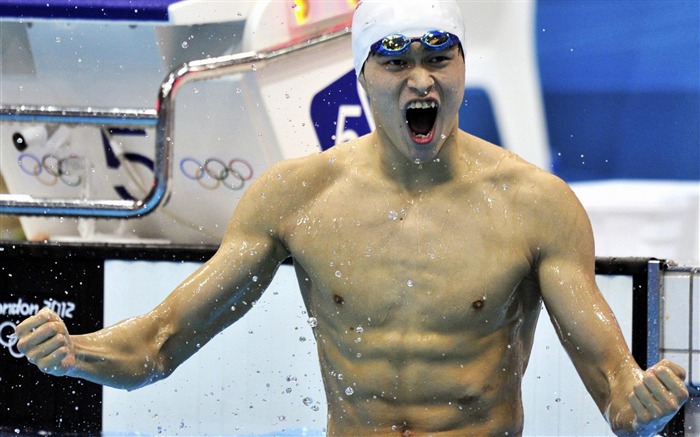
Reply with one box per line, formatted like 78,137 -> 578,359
316,324 -> 529,436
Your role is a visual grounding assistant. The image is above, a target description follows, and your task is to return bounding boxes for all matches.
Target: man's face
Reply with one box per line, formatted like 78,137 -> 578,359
359,41 -> 465,164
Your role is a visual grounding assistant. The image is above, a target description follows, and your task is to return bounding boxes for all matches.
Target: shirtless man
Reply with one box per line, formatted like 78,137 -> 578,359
15,1 -> 688,435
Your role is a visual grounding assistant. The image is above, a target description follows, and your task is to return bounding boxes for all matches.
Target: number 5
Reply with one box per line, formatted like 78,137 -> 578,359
334,104 -> 363,145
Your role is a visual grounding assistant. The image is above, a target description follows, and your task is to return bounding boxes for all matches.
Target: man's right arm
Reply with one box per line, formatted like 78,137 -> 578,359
15,165 -> 291,390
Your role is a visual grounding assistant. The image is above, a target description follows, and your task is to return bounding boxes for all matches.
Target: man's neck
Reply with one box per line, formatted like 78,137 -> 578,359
370,130 -> 463,193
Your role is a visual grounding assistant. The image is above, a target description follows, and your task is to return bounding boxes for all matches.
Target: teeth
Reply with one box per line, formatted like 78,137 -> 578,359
408,101 -> 437,110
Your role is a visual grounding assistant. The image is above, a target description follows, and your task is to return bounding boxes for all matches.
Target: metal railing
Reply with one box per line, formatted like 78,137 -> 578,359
0,27 -> 350,218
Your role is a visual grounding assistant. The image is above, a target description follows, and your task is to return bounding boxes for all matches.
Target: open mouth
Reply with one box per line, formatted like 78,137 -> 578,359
406,100 -> 438,143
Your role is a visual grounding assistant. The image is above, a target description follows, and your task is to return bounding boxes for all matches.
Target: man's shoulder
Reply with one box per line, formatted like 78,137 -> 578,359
251,141 -> 354,203
463,134 -> 580,210
267,143 -> 350,182
465,135 -> 561,187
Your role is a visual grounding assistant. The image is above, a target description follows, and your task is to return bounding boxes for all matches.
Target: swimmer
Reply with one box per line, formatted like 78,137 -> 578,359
15,1 -> 688,435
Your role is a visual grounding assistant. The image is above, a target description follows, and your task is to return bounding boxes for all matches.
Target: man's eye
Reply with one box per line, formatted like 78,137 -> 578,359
384,59 -> 407,67
429,55 -> 451,64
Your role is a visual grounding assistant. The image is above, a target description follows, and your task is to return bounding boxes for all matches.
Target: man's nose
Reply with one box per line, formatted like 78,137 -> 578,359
407,67 -> 435,96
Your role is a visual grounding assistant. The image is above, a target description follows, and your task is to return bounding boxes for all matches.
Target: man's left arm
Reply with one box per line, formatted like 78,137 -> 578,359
533,176 -> 689,436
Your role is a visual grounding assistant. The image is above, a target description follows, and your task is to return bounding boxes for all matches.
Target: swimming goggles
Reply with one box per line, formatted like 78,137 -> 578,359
369,30 -> 459,56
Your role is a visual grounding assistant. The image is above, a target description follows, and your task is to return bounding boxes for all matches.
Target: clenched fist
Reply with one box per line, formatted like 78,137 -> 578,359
15,308 -> 77,376
628,359 -> 689,436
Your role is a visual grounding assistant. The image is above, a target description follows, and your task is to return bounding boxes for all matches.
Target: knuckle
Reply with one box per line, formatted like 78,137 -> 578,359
15,338 -> 27,353
47,321 -> 62,334
666,398 -> 679,411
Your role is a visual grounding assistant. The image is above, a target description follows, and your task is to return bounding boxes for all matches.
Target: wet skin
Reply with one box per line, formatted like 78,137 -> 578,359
16,43 -> 688,435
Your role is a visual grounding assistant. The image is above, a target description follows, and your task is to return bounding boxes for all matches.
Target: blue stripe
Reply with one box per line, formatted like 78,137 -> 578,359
0,0 -> 179,21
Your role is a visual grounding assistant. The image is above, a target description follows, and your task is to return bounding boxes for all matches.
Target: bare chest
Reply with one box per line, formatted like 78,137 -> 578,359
284,184 -> 536,332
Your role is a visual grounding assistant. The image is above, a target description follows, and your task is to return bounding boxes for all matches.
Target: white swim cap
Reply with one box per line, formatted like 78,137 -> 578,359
351,0 -> 466,77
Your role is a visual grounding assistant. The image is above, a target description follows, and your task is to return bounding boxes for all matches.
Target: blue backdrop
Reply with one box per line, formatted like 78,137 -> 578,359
462,0 -> 699,181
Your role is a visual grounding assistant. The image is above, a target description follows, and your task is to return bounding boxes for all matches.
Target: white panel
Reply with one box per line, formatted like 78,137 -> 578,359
693,273 -> 700,351
103,261 -> 326,436
662,272 -> 692,350
522,275 -> 632,436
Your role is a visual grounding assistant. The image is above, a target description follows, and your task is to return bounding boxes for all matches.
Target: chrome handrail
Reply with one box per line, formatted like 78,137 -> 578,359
0,27 -> 350,218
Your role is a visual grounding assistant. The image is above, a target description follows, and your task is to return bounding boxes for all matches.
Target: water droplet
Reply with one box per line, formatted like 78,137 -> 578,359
345,387 -> 354,396
303,397 -> 314,406
252,275 -> 258,282
388,210 -> 398,220
335,270 -> 342,278
307,317 -> 318,328
55,37 -> 61,43
236,88 -> 242,94
251,64 -> 257,71
181,41 -> 189,49
407,279 -> 414,287
286,375 -> 297,382
355,326 -> 363,334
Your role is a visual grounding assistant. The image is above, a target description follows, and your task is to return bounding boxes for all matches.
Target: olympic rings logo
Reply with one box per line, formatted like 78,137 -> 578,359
0,321 -> 22,359
18,152 -> 86,187
180,157 -> 254,191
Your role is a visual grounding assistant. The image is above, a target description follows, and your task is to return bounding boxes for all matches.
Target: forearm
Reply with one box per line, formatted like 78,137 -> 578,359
68,315 -> 175,390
